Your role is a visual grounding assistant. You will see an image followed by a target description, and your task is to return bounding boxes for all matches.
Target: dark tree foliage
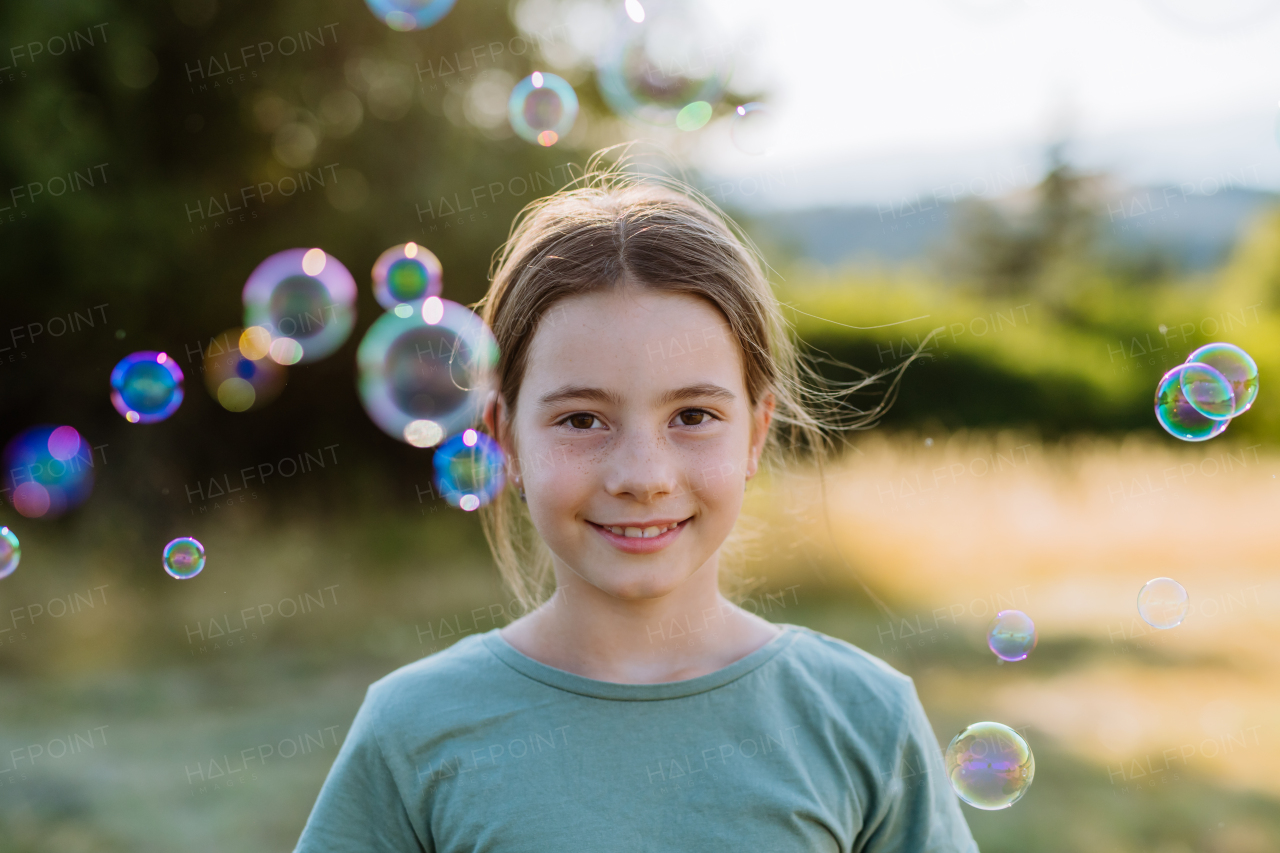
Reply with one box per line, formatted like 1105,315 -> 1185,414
0,0 -> 608,528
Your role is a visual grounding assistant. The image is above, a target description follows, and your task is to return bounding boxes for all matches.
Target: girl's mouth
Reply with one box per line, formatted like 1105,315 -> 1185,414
587,517 -> 690,554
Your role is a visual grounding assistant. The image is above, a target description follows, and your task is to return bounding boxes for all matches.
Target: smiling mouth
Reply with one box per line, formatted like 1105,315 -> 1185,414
593,521 -> 684,539
586,517 -> 692,545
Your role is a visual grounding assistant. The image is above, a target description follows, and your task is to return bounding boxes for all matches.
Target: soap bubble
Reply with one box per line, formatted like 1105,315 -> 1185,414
1138,577 -> 1189,629
731,103 -> 776,154
596,0 -> 731,127
372,242 -> 443,311
243,248 -> 356,364
356,299 -> 497,446
433,429 -> 506,510
47,426 -> 82,461
987,610 -> 1037,662
364,0 -> 456,31
675,100 -> 713,132
0,527 -> 19,579
203,329 -> 287,413
1186,343 -> 1258,417
1177,362 -> 1235,420
509,72 -> 579,147
944,722 -> 1035,810
110,351 -> 185,423
2,425 -> 95,519
163,537 -> 205,579
1154,363 -> 1230,442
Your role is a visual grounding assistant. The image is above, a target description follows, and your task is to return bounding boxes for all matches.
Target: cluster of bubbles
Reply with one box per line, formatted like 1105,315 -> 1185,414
361,0 -> 773,154
1137,577 -> 1189,629
2,426 -> 94,520
597,0 -> 730,130
944,722 -> 1036,810
598,0 -> 776,154
1154,342 -> 1259,442
935,610 -> 1039,807
357,242 -> 504,512
954,571 -> 1196,808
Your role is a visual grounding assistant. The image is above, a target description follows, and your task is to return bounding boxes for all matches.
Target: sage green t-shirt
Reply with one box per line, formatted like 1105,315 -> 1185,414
293,624 -> 977,852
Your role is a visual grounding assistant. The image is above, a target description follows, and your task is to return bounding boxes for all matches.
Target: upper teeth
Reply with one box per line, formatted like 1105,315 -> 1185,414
607,522 -> 680,538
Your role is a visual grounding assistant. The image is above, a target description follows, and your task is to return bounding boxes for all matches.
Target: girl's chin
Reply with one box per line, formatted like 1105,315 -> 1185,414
576,563 -> 699,602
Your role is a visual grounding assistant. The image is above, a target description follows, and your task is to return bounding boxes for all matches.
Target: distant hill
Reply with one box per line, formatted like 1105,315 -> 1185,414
747,186 -> 1279,272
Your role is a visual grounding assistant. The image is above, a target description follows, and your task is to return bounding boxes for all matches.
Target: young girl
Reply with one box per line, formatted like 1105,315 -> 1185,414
294,166 -> 978,852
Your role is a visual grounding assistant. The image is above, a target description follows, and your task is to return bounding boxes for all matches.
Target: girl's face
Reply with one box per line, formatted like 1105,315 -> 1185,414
503,285 -> 772,602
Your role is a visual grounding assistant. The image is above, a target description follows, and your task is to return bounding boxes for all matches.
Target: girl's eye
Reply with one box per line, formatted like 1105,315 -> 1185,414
676,409 -> 714,427
566,413 -> 598,430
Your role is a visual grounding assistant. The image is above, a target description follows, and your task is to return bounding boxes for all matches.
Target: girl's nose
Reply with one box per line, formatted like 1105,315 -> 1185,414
602,428 -> 680,503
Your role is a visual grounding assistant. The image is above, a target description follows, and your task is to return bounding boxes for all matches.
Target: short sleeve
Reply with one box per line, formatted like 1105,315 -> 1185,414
294,686 -> 430,853
857,684 -> 978,853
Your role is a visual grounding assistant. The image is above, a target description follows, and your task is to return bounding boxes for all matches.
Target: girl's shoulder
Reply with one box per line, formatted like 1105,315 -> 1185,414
773,623 -> 921,711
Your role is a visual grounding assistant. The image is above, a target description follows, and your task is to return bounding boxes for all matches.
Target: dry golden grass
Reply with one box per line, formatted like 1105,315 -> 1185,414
745,430 -> 1280,798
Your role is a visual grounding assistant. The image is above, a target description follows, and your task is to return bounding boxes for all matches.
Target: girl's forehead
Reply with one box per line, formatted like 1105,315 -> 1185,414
521,287 -> 745,393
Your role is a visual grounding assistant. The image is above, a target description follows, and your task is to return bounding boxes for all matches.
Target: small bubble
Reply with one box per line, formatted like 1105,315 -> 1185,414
115,329 -> 126,339
163,537 -> 206,580
924,437 -> 934,447
508,72 -> 578,147
1138,577 -> 1189,629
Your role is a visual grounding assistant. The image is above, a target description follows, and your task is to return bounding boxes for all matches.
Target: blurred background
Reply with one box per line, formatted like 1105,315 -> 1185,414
2,0 -> 1279,850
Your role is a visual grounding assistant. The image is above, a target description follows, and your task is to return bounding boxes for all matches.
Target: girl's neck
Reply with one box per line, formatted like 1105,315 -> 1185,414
499,574 -> 782,684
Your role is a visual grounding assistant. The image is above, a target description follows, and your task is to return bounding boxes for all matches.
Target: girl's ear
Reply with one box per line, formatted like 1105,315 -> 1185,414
746,392 -> 776,480
484,391 -> 520,482
482,390 -> 502,438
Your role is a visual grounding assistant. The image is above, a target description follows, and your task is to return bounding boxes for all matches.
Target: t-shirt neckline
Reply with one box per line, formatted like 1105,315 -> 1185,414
481,623 -> 800,701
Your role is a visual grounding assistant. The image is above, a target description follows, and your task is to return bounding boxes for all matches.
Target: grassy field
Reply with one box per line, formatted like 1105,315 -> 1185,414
1,430 -> 1278,852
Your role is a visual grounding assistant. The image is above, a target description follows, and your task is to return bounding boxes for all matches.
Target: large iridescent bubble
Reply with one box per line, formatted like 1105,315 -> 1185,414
433,429 -> 506,511
2,425 -> 95,519
1138,577 -> 1189,629
509,72 -> 579,147
243,248 -> 356,365
356,298 -> 497,446
0,526 -> 19,579
371,242 -> 443,311
944,722 -> 1035,810
364,0 -> 455,31
1186,343 -> 1258,417
596,0 -> 732,128
1154,363 -> 1230,441
110,351 -> 184,423
987,610 -> 1037,662
203,328 -> 288,413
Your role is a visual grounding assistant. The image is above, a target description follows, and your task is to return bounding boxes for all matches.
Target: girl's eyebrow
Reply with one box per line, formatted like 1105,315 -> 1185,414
536,383 -> 736,411
536,385 -> 622,410
658,383 -> 737,406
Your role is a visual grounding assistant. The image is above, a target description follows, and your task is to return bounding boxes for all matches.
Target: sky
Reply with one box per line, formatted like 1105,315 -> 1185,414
687,0 -> 1280,207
